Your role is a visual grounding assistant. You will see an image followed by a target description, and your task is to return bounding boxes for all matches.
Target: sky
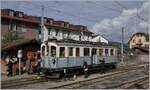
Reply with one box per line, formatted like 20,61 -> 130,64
1,0 -> 149,43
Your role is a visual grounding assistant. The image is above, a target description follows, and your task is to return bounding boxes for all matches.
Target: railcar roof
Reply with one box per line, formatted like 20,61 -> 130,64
46,39 -> 115,48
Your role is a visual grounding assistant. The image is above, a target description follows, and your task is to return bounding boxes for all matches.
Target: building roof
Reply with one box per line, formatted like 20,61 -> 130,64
128,32 -> 149,44
2,39 -> 40,51
1,9 -> 93,34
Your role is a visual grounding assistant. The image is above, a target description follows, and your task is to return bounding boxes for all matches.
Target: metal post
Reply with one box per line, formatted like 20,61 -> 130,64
121,27 -> 124,63
41,5 -> 44,42
19,58 -> 21,75
17,50 -> 22,75
41,5 -> 44,28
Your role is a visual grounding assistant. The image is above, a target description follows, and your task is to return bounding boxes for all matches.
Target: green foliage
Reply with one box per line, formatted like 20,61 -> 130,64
2,31 -> 24,46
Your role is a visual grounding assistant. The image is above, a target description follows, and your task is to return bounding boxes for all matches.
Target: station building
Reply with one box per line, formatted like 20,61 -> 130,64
1,9 -> 117,59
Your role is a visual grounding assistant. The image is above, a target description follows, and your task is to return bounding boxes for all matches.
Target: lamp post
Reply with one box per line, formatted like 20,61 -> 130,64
17,50 -> 22,75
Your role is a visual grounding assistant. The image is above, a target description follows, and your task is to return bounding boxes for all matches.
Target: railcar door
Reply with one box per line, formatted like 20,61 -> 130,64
50,46 -> 57,68
40,44 -> 46,68
92,48 -> 98,64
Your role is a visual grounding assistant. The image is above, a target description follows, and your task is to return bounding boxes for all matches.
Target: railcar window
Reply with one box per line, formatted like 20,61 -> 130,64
76,48 -> 80,57
60,47 -> 65,57
42,46 -> 45,56
84,48 -> 89,56
68,47 -> 73,56
51,46 -> 56,57
110,49 -> 114,56
99,49 -> 103,56
47,46 -> 49,55
105,49 -> 109,56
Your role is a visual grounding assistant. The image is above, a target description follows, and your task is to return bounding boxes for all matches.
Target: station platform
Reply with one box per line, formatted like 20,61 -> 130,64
1,73 -> 38,82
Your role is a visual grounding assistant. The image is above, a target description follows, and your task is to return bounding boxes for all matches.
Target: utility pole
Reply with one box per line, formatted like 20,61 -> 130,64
121,27 -> 124,63
41,5 -> 44,42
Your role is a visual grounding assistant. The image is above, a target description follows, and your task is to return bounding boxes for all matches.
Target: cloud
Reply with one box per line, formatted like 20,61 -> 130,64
92,1 -> 149,43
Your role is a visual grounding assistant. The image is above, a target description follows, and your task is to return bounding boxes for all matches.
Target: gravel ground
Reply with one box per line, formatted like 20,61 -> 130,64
78,69 -> 148,89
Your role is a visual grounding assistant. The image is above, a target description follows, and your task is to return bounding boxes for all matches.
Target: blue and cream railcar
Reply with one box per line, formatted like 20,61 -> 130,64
40,40 -> 118,77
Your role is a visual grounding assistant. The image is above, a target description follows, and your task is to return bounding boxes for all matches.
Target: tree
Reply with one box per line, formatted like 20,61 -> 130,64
2,30 -> 24,46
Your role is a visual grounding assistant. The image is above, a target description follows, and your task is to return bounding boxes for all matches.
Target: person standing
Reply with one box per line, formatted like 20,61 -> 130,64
26,59 -> 32,74
64,68 -> 67,81
101,58 -> 105,74
6,56 -> 13,77
83,61 -> 88,78
36,52 -> 41,75
12,56 -> 17,76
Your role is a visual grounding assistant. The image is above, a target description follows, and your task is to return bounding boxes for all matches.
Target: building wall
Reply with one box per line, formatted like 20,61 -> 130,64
1,18 -> 39,40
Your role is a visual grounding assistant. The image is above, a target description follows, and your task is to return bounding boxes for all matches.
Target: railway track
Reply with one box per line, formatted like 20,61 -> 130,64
125,77 -> 149,89
2,62 -> 148,89
105,76 -> 148,89
49,66 -> 146,89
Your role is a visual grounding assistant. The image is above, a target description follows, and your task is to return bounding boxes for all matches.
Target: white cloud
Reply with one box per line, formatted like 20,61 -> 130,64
92,1 -> 149,43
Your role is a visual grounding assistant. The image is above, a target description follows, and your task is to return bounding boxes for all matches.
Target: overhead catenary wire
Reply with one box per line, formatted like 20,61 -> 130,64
25,1 -> 99,23
86,1 -> 122,13
114,0 -> 148,22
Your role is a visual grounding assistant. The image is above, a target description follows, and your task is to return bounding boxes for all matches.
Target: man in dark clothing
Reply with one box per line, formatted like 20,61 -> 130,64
26,59 -> 32,74
83,61 -> 88,78
101,58 -> 105,74
37,53 -> 41,75
6,57 -> 14,77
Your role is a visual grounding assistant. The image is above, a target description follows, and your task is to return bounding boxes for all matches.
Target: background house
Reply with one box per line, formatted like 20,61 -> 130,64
128,32 -> 149,49
128,32 -> 149,55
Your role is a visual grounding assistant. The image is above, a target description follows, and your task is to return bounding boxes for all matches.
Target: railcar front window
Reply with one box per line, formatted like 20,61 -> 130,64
51,46 -> 56,57
42,46 -> 45,56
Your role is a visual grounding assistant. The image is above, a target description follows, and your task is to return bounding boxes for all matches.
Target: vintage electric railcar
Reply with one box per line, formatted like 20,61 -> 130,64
40,39 -> 119,78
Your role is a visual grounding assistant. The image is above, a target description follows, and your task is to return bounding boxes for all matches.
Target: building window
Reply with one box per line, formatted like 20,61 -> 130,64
18,13 -> 23,17
132,39 -> 135,43
84,48 -> 89,56
21,23 -> 27,32
76,48 -> 80,57
138,39 -> 142,43
9,21 -> 16,31
9,11 -> 14,16
64,23 -> 69,28
60,47 -> 65,57
99,49 -> 103,56
68,47 -> 73,56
